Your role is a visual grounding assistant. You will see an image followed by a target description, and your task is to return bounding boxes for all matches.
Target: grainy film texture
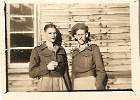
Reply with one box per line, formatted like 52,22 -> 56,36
6,3 -> 131,92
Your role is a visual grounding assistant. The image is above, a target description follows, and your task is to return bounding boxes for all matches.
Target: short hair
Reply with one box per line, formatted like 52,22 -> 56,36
44,23 -> 62,45
44,23 -> 57,32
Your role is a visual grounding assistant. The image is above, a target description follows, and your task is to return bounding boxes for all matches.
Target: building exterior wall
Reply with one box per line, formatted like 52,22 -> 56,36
8,3 -> 131,92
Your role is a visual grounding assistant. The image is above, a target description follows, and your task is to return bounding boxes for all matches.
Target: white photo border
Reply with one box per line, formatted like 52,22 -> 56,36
1,0 -> 140,100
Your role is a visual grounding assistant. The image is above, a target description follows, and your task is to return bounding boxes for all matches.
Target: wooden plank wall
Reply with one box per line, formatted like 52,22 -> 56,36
8,3 -> 131,92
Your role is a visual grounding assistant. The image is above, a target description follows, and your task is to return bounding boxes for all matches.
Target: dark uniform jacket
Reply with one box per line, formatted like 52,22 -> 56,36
29,43 -> 72,91
72,44 -> 108,90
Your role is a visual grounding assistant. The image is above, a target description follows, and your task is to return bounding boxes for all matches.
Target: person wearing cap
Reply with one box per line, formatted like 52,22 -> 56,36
71,23 -> 108,90
29,23 -> 71,91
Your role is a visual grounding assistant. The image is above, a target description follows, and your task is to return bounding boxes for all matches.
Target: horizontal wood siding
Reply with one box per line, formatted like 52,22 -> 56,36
8,3 -> 131,91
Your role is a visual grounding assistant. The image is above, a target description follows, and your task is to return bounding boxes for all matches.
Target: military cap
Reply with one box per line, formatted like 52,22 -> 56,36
71,23 -> 89,37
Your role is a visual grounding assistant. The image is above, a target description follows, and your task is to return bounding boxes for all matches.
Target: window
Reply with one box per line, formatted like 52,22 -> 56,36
6,4 -> 37,66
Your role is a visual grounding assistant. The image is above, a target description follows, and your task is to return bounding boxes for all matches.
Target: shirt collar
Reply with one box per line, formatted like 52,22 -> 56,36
85,43 -> 92,51
41,42 -> 48,51
73,43 -> 92,52
41,42 -> 63,51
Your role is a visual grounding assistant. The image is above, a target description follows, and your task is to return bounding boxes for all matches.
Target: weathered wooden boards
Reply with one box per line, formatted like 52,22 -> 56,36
40,3 -> 131,90
8,74 -> 131,91
8,3 -> 131,91
40,3 -> 129,9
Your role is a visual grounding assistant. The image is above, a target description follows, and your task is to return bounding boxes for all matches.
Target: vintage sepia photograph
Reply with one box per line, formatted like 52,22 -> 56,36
5,3 -> 131,92
1,0 -> 140,100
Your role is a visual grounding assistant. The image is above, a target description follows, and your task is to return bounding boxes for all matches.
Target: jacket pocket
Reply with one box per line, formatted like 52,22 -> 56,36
40,55 -> 53,65
81,53 -> 93,69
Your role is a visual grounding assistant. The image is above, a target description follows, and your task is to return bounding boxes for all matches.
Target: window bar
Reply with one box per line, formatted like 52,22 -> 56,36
6,4 -> 10,68
37,3 -> 41,46
34,4 -> 37,47
10,15 -> 34,17
10,31 -> 34,34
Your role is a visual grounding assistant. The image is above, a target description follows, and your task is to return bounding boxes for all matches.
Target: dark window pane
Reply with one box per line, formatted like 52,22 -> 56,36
10,49 -> 32,63
10,4 -> 34,15
10,17 -> 34,32
10,33 -> 34,47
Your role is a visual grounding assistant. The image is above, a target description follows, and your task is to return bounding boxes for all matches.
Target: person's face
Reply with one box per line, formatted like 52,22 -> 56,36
44,28 -> 57,43
74,29 -> 87,45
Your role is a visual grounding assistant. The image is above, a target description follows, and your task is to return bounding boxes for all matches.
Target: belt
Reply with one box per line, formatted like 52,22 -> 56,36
75,69 -> 96,78
41,71 -> 63,77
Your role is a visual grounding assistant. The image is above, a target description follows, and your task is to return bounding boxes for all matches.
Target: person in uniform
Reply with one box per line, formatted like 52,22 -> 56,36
71,23 -> 108,90
29,23 -> 71,91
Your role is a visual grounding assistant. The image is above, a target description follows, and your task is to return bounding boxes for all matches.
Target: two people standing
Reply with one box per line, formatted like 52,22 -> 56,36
29,23 -> 108,91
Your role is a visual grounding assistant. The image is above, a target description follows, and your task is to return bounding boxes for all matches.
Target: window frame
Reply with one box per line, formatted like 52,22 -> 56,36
6,4 -> 37,68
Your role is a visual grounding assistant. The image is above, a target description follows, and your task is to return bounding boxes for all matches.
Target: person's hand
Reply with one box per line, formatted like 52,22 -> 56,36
47,61 -> 58,70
